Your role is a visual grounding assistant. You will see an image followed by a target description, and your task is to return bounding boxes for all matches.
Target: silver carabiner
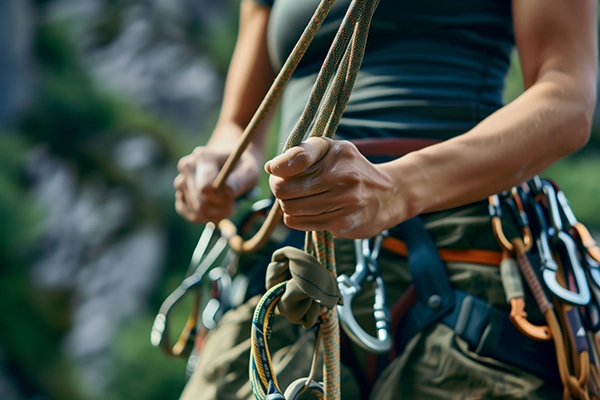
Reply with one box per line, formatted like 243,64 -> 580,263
337,232 -> 392,353
541,181 -> 563,238
201,267 -> 233,330
542,230 -> 591,306
536,181 -> 591,305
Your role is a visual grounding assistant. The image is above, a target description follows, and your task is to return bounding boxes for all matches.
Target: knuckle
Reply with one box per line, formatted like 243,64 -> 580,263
192,146 -> 205,156
338,169 -> 361,186
269,177 -> 285,197
177,156 -> 193,172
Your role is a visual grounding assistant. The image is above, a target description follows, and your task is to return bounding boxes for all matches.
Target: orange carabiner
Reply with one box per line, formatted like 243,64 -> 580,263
490,193 -> 551,341
509,298 -> 552,341
489,194 -> 533,254
573,222 -> 600,264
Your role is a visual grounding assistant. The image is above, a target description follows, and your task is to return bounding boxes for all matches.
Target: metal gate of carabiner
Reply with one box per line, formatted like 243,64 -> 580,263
337,232 -> 392,353
537,181 -> 591,306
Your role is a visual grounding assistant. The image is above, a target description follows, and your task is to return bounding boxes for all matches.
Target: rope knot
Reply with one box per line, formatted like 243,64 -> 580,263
266,247 -> 342,329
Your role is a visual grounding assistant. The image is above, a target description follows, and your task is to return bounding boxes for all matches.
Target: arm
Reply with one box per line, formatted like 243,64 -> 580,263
395,0 -> 598,216
266,0 -> 597,238
208,0 -> 275,156
175,0 -> 275,223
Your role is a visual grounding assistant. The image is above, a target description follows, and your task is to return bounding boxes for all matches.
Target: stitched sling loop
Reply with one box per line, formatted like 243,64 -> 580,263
209,0 -> 380,398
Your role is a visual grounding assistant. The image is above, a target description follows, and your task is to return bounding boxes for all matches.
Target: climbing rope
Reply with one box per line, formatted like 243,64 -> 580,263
209,0 -> 380,398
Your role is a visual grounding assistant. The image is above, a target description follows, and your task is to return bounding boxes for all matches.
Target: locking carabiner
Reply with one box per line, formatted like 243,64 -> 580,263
337,232 -> 392,353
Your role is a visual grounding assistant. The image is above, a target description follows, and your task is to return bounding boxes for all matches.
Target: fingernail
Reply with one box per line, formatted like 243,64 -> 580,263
264,160 -> 273,174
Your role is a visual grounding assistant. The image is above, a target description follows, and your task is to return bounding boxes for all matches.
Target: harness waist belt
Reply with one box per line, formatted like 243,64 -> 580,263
389,216 -> 560,384
394,287 -> 560,382
351,138 -> 441,157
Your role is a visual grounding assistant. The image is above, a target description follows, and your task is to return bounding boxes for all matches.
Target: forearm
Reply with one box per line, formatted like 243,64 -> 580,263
207,0 -> 275,159
386,73 -> 595,221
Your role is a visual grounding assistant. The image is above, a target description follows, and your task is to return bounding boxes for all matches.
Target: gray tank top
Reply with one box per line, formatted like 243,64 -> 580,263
252,0 -> 515,142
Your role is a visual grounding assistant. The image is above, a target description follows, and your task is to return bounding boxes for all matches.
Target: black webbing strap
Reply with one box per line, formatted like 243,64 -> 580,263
389,217 -> 560,383
392,217 -> 455,332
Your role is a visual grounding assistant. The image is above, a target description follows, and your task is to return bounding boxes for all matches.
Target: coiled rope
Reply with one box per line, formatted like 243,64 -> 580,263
210,0 -> 380,398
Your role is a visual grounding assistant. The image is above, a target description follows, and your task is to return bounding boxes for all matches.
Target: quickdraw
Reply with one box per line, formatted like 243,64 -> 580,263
489,192 -> 552,341
491,177 -> 600,399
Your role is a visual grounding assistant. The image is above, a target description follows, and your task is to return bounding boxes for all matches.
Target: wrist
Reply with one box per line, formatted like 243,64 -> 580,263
207,121 -> 244,151
378,153 -> 425,226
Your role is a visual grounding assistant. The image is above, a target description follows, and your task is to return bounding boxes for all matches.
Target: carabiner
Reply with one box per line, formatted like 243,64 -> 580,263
554,187 -> 600,288
541,181 -> 563,238
151,223 -> 233,356
500,254 -> 552,341
283,378 -> 324,400
573,223 -> 600,265
201,267 -> 233,330
492,191 -> 551,340
489,194 -> 533,253
542,231 -> 591,306
337,232 -> 392,353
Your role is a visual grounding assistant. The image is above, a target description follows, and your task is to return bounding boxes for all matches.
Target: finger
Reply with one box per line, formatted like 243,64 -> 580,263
265,137 -> 332,178
177,153 -> 196,173
175,190 -> 197,221
185,173 -> 200,211
225,167 -> 257,199
174,174 -> 185,190
269,173 -> 330,200
278,196 -> 340,217
176,189 -> 232,224
281,209 -> 351,234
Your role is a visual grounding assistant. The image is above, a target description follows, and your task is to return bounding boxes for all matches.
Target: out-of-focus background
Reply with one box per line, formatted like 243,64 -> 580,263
0,1 -> 599,399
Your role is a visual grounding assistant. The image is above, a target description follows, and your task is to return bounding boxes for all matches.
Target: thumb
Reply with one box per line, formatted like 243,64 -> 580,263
265,137 -> 331,178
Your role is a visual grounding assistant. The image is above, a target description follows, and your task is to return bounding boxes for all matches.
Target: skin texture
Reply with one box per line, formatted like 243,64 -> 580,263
174,0 -> 274,223
176,0 -> 598,239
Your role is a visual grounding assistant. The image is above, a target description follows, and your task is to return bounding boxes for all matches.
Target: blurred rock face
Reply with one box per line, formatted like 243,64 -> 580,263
0,1 -> 236,398
48,0 -> 227,133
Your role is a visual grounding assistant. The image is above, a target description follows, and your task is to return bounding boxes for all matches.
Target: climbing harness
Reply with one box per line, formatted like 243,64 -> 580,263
152,0 -> 600,398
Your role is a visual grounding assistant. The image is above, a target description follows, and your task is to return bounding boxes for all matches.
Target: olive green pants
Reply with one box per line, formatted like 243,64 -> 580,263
180,202 -> 562,399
